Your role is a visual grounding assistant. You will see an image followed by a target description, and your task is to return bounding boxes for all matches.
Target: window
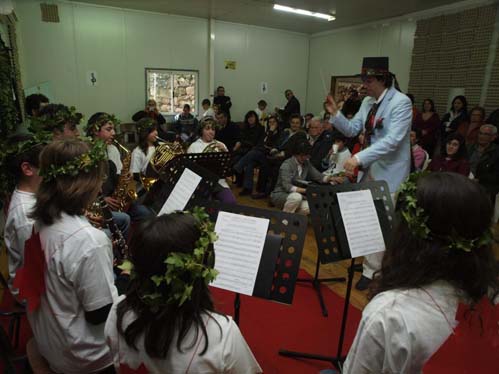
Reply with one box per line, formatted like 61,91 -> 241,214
146,68 -> 198,115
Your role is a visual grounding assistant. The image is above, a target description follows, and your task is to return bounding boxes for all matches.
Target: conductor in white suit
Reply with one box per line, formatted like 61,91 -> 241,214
325,57 -> 412,290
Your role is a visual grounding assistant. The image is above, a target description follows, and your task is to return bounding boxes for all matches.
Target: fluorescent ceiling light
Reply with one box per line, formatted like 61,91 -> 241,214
273,4 -> 335,21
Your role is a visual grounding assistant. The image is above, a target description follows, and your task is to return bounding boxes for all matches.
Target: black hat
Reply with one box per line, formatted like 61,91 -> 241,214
359,57 -> 390,79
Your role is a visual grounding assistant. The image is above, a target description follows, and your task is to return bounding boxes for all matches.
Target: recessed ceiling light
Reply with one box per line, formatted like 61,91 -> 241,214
273,4 -> 335,22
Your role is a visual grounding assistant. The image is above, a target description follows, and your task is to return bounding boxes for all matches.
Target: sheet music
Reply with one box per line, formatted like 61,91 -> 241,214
158,168 -> 202,216
211,211 -> 269,295
337,190 -> 385,258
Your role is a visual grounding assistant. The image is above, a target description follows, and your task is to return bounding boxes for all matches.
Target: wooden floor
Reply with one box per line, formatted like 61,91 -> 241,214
233,186 -> 370,311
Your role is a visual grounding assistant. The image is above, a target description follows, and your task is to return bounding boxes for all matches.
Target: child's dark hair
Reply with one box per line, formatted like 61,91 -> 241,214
137,118 -> 157,155
370,172 -> 498,304
202,99 -> 211,106
292,140 -> 312,156
116,213 -> 223,358
6,134 -> 43,183
25,94 -> 49,117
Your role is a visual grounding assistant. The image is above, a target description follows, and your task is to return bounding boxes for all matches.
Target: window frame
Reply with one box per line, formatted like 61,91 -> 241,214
144,67 -> 199,116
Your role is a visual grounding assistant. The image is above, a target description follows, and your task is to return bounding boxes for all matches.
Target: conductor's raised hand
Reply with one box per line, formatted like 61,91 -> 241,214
325,95 -> 339,116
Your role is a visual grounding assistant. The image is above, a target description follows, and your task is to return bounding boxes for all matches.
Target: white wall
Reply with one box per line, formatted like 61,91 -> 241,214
15,1 -> 209,122
306,20 -> 416,115
14,0 -> 310,122
213,21 -> 309,120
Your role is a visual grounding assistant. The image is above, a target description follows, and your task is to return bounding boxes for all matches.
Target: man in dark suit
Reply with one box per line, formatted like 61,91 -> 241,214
276,89 -> 301,126
213,86 -> 232,120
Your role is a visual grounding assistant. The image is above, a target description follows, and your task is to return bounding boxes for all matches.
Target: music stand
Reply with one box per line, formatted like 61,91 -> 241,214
142,159 -> 220,214
196,201 -> 308,325
279,181 -> 395,370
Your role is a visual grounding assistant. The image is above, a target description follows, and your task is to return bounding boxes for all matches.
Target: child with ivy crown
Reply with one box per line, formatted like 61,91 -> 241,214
343,172 -> 498,374
30,103 -> 82,139
130,117 -> 158,182
24,138 -> 118,373
3,133 -> 47,294
105,210 -> 262,373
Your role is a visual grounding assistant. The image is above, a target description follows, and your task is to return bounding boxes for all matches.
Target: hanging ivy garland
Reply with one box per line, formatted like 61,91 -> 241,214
0,36 -> 19,139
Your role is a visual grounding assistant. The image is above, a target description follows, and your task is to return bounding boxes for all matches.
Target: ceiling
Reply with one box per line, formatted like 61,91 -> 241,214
67,0 -> 465,34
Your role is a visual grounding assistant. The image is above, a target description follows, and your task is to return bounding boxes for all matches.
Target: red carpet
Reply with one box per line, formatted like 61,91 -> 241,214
210,269 -> 362,374
1,269 -> 362,373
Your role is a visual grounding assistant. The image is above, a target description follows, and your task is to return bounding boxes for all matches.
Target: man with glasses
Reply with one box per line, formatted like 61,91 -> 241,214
324,57 -> 412,290
468,124 -> 499,200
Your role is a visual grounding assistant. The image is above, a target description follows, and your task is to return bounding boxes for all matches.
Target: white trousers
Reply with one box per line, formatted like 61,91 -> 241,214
283,192 -> 309,214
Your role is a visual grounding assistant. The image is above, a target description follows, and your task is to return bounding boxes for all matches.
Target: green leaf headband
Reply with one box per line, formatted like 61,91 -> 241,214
38,138 -> 108,181
86,113 -> 121,134
0,132 -> 52,198
398,172 -> 492,253
29,106 -> 83,133
120,206 -> 219,311
136,117 -> 155,133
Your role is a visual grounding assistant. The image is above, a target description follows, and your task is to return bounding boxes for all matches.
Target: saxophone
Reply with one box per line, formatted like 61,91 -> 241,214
111,140 -> 137,211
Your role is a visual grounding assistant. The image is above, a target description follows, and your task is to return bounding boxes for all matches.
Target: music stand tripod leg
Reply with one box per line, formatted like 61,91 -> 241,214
296,253 -> 346,317
278,258 -> 356,371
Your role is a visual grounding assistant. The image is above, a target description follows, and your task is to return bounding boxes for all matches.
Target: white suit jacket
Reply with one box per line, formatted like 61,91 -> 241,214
330,87 -> 412,192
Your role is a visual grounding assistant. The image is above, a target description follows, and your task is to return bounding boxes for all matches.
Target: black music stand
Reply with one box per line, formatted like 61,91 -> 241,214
196,201 -> 308,325
279,181 -> 395,371
142,159 -> 220,214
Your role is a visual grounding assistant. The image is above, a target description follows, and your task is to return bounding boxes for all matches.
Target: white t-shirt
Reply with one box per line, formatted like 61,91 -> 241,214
343,281 -> 459,374
28,213 -> 118,374
187,138 -> 229,189
105,295 -> 262,373
323,148 -> 352,176
200,107 -> 215,120
107,144 -> 123,175
131,146 -> 155,174
4,189 -> 36,290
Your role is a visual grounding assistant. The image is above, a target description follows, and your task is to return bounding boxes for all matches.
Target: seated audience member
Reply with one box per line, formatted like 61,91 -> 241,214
215,111 -> 240,152
410,128 -> 428,171
440,95 -> 469,146
188,118 -> 236,204
25,93 -> 49,118
31,103 -> 81,139
304,112 -> 314,130
255,99 -> 268,123
413,98 -> 439,155
322,133 -> 351,184
233,115 -> 282,198
105,211 -> 262,373
86,113 -> 132,234
200,98 -> 215,119
213,86 -> 232,119
132,99 -> 166,126
428,133 -> 470,176
468,124 -> 499,200
21,139 -> 118,373
270,140 -> 334,214
308,117 -> 333,171
275,89 -> 300,126
460,106 -> 485,147
4,134 -> 46,293
343,172 -> 498,374
264,114 -> 307,193
174,104 -> 198,143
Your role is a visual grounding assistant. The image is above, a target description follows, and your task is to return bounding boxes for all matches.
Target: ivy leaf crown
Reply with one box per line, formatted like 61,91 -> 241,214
30,105 -> 83,133
136,117 -> 155,134
398,172 -> 492,253
119,206 -> 219,312
86,113 -> 121,134
0,132 -> 52,198
38,137 -> 108,181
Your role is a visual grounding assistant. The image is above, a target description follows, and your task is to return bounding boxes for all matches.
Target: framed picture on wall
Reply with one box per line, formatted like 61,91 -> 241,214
330,75 -> 364,105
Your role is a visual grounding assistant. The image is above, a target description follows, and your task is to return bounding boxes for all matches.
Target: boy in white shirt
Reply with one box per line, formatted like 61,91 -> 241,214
199,98 -> 216,120
322,133 -> 351,184
3,134 -> 46,293
18,138 -> 118,374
